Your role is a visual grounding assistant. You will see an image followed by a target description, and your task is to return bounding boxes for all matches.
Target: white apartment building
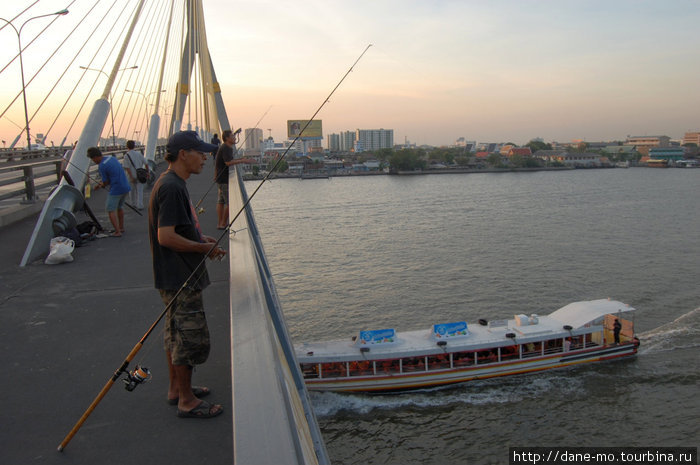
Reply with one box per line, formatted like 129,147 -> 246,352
355,128 -> 394,152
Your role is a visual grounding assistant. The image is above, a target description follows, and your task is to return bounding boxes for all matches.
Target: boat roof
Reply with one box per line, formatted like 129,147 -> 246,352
295,299 -> 634,362
548,299 -> 634,328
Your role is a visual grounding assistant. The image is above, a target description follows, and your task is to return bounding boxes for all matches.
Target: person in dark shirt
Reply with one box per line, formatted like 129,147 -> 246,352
613,318 -> 622,344
213,129 -> 253,229
210,133 -> 220,160
148,130 -> 226,418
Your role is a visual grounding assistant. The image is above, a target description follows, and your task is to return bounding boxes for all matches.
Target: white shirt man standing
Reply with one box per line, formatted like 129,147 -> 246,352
122,140 -> 147,209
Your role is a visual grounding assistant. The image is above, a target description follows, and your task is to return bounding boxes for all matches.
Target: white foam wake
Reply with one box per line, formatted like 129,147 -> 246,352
309,374 -> 584,417
637,307 -> 700,355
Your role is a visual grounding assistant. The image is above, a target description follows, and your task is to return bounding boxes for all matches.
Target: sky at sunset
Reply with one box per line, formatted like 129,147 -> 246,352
2,0 -> 699,147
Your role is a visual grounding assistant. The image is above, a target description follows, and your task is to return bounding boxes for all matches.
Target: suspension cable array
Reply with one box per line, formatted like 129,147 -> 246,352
0,0 -> 222,149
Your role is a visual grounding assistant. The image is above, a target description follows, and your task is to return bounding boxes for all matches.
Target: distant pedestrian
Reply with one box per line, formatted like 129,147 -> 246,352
613,318 -> 622,344
214,129 -> 253,229
148,130 -> 225,419
87,147 -> 131,237
210,133 -> 220,159
122,140 -> 147,209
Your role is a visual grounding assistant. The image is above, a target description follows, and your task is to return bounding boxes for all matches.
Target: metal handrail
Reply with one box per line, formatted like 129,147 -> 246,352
0,146 -> 164,204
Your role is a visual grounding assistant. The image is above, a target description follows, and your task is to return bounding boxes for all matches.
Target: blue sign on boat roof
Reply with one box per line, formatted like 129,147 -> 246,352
357,328 -> 396,345
432,321 -> 469,340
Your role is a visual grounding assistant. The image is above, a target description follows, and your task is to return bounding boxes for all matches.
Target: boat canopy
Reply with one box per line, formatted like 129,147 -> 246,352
548,299 -> 634,329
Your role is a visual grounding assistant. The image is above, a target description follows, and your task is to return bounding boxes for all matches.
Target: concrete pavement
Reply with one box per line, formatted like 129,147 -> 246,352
0,158 -> 235,464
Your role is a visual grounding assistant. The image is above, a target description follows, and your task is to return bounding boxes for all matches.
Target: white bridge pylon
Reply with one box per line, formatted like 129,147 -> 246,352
20,0 -> 231,266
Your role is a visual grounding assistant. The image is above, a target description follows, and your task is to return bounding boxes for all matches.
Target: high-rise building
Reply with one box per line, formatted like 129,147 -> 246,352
340,131 -> 356,152
328,133 -> 340,152
244,128 -> 263,150
355,128 -> 393,152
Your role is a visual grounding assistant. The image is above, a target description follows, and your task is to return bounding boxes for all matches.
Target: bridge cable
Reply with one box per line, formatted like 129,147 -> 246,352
0,0 -> 56,75
56,43 -> 371,453
26,1 -> 131,146
0,0 -> 78,120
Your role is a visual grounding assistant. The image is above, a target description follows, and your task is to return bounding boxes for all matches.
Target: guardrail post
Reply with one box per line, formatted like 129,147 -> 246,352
55,160 -> 63,182
22,166 -> 37,203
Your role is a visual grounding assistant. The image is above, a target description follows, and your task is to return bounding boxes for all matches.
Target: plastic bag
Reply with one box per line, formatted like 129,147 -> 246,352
45,236 -> 75,265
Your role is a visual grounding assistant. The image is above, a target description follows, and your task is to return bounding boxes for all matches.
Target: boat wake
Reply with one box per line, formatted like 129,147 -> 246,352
310,375 -> 585,417
637,307 -> 700,355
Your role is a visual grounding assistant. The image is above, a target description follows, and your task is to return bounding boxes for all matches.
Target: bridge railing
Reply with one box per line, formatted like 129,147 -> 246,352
0,146 -> 166,205
0,160 -> 63,202
229,167 -> 330,464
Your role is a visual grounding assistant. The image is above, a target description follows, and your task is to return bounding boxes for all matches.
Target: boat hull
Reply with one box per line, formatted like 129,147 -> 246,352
303,341 -> 638,393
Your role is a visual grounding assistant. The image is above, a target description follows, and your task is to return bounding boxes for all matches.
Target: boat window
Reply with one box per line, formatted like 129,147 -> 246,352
570,336 -> 582,350
348,360 -> 373,377
522,342 -> 542,358
584,333 -> 597,347
477,349 -> 498,364
401,356 -> 426,373
301,363 -> 319,379
544,339 -> 563,354
377,359 -> 400,374
453,351 -> 476,367
320,362 -> 347,378
500,345 -> 519,361
427,354 -> 450,370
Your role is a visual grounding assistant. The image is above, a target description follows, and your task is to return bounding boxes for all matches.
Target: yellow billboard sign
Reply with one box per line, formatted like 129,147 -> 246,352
287,120 -> 323,139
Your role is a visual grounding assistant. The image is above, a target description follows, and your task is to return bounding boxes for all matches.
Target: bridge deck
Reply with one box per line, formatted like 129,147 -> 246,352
0,158 -> 235,464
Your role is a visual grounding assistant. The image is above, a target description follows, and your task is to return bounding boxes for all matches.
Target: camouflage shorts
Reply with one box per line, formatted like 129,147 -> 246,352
159,288 -> 210,366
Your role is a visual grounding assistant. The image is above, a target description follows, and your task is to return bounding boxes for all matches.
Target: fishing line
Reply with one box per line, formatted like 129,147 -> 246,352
57,43 -> 371,452
193,104 -> 273,213
193,127 -> 241,213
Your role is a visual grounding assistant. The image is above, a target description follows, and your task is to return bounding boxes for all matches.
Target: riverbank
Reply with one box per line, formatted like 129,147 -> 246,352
242,165 -> 580,181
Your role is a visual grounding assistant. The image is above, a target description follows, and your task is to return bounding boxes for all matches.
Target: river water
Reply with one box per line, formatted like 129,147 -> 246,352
246,168 -> 700,465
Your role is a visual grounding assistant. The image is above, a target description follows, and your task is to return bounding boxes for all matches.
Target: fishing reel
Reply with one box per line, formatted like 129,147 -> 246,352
197,207 -> 206,214
123,365 -> 151,392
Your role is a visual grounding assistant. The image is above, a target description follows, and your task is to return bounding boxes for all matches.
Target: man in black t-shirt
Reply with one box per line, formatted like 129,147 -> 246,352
214,129 -> 253,229
149,130 -> 226,419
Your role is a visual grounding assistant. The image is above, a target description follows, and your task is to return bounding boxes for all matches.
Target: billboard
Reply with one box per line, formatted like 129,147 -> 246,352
287,119 -> 322,140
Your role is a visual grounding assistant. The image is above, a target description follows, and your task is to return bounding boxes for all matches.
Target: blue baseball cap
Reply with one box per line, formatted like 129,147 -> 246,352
166,130 -> 217,156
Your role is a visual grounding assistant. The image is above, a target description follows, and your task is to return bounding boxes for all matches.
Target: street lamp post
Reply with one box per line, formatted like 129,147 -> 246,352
79,65 -> 138,147
0,9 -> 69,150
125,89 -> 165,137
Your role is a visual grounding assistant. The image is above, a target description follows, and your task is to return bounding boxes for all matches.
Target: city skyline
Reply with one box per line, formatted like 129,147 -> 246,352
201,0 -> 700,147
1,1 -> 699,147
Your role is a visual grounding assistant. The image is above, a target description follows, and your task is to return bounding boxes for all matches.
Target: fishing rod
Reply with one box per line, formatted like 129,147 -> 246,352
238,44 -> 372,214
56,43 -> 371,452
65,157 -> 143,216
193,127 -> 241,214
194,103 -> 273,213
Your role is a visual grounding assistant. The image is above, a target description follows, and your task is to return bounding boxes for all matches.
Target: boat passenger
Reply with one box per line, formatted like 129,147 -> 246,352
380,360 -> 393,373
613,319 -> 622,344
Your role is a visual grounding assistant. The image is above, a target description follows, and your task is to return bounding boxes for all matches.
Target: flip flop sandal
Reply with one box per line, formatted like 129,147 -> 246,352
177,400 -> 223,419
167,386 -> 211,405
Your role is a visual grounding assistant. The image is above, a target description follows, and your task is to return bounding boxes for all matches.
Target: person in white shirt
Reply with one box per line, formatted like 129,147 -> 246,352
122,140 -> 147,209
